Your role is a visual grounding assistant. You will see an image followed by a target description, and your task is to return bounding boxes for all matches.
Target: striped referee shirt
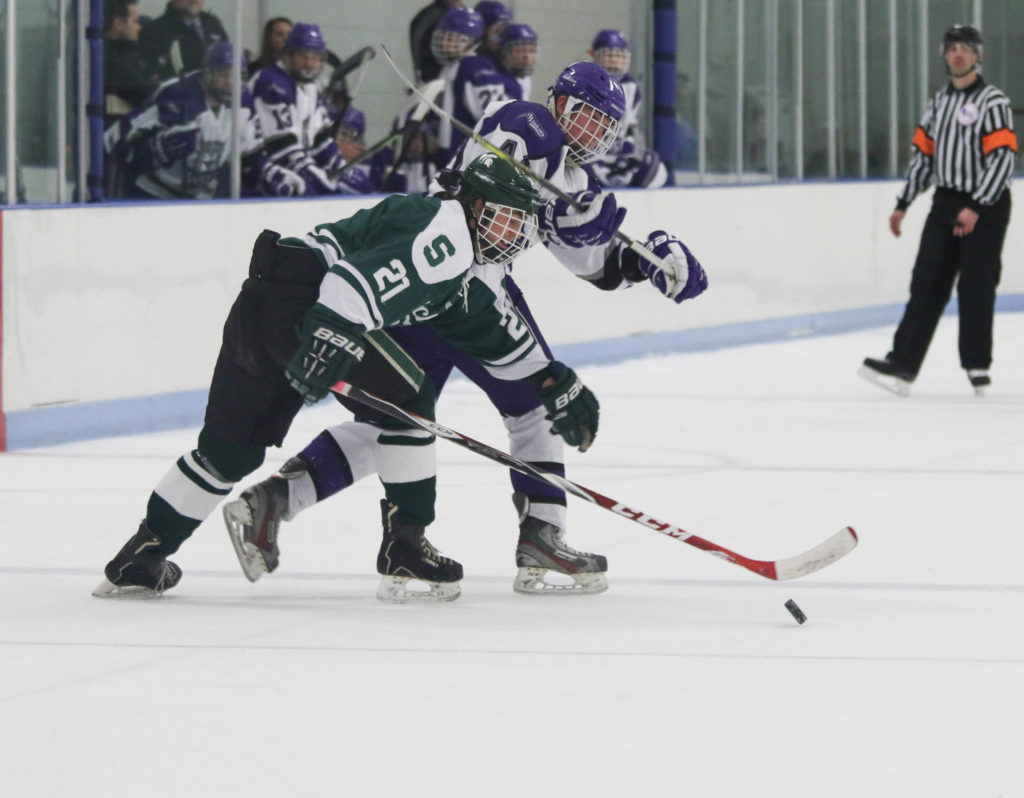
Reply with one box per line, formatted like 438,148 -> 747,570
897,77 -> 1017,211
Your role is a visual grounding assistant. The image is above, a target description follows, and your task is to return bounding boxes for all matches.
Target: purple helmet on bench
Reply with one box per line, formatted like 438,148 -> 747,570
548,61 -> 626,163
431,7 -> 484,64
590,29 -> 631,79
500,23 -> 538,77
202,42 -> 246,104
285,22 -> 327,81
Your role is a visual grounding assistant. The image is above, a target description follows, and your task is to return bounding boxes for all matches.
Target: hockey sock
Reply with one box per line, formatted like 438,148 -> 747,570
146,449 -> 235,553
377,427 -> 436,527
505,405 -> 567,506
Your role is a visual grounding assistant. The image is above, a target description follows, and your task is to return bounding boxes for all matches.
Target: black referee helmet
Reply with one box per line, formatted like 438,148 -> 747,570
940,24 -> 983,59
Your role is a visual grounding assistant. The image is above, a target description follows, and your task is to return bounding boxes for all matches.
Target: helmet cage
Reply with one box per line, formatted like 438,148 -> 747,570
593,46 -> 631,79
431,28 -> 476,63
502,40 -> 538,77
555,96 -> 621,164
474,203 -> 539,267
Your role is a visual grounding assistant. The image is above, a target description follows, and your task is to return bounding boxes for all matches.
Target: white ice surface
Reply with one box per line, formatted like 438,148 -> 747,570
2,316 -> 1023,797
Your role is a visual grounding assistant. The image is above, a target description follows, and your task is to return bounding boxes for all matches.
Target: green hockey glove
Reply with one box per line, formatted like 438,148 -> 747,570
536,361 -> 599,452
286,307 -> 366,405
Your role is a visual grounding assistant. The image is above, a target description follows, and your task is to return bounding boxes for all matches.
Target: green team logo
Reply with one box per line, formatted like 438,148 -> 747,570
423,234 -> 456,267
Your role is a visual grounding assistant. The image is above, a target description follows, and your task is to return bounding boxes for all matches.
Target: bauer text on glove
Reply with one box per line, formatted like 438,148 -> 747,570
286,308 -> 366,405
535,361 -> 599,452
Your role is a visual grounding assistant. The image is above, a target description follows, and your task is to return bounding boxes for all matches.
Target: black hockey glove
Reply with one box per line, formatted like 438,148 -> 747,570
535,361 -> 599,452
286,307 -> 366,405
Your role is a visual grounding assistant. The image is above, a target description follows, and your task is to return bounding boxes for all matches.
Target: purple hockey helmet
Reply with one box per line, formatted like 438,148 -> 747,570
431,7 -> 484,63
590,29 -> 631,78
284,22 -> 326,81
548,61 -> 626,163
337,106 -> 366,141
474,1 -> 512,27
202,42 -> 245,104
285,22 -> 327,53
500,23 -> 538,77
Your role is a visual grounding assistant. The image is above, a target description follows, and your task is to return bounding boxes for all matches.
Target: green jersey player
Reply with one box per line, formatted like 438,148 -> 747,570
93,153 -> 600,602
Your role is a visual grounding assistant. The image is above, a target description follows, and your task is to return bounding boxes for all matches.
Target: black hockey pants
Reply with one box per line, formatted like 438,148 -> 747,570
890,188 -> 1011,376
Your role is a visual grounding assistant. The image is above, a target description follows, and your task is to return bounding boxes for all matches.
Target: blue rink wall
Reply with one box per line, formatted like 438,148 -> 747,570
2,182 -> 1022,450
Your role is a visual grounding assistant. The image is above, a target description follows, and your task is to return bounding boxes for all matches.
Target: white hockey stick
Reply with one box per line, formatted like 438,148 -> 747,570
378,44 -> 686,294
332,380 -> 859,581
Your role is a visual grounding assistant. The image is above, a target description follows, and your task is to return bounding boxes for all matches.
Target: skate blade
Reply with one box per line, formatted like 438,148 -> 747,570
91,577 -> 165,598
223,501 -> 268,583
857,365 -> 911,397
973,385 -> 987,398
513,567 -> 609,596
376,575 -> 461,604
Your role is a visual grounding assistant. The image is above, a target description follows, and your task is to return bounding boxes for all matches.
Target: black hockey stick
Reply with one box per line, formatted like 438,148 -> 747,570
377,45 -> 684,292
332,379 -> 859,581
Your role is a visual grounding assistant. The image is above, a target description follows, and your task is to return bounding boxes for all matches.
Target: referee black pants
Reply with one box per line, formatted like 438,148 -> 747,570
890,188 -> 1011,376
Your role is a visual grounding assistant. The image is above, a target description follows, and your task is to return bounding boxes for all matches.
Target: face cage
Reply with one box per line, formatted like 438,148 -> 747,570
475,203 -> 539,267
502,42 -> 537,77
594,47 -> 631,79
288,50 -> 324,82
203,68 -> 234,104
431,29 -> 474,63
558,97 -> 621,164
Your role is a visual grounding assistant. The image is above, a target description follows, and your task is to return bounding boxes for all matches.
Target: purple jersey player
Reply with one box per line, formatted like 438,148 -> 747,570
225,62 -> 709,597
248,22 -> 348,195
105,41 -> 305,199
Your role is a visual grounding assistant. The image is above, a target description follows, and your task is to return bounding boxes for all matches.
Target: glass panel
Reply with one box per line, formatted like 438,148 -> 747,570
775,0 -> 800,180
980,0 -> 1024,174
742,0 -> 771,179
705,0 -> 739,179
0,0 -> 10,204
864,0 -> 894,177
801,1 -> 830,178
15,0 -> 68,204
674,0 -> 702,183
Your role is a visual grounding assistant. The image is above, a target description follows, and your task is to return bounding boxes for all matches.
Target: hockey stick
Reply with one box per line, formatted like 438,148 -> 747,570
377,45 -> 683,292
336,79 -> 445,177
332,379 -> 859,581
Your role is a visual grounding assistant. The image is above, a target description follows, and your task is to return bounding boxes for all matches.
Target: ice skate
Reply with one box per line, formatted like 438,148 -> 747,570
858,357 -> 914,397
92,521 -> 182,598
967,369 -> 990,397
223,476 -> 288,582
512,492 -> 608,596
376,500 -> 462,603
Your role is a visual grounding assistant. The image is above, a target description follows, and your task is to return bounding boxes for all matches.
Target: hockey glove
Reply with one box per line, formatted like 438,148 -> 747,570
149,127 -> 199,168
286,307 -> 366,405
262,162 -> 306,197
538,191 -> 626,249
640,230 -> 708,303
535,361 -> 599,453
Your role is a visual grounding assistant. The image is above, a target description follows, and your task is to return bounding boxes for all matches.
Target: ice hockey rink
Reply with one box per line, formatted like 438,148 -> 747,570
2,314 -> 1022,798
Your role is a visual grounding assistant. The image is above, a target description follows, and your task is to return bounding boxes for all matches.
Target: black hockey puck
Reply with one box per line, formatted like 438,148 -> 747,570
784,599 -> 807,625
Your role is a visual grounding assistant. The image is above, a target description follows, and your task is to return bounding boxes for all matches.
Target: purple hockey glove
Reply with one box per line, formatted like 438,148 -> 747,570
539,190 -> 626,248
640,230 -> 708,303
262,162 -> 306,197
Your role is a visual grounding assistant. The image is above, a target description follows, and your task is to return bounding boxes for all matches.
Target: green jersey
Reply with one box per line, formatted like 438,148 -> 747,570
294,193 -> 548,381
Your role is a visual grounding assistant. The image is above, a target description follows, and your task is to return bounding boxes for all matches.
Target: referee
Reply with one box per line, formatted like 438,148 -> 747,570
860,24 -> 1016,397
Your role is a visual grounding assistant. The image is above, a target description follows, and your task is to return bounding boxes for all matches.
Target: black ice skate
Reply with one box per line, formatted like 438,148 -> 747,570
858,356 -> 915,397
967,369 -> 990,397
223,476 -> 288,582
512,492 -> 608,596
92,521 -> 182,597
376,500 -> 462,603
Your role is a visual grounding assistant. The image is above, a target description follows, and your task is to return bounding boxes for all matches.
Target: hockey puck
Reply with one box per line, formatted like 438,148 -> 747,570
784,599 -> 807,625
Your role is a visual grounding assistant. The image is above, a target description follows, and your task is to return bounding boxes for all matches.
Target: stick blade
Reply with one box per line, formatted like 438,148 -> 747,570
771,526 -> 859,581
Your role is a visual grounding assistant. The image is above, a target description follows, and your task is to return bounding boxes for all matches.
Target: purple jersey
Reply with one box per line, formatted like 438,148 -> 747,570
436,54 -> 515,165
